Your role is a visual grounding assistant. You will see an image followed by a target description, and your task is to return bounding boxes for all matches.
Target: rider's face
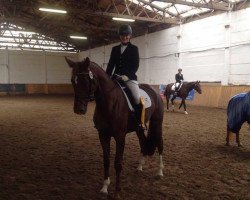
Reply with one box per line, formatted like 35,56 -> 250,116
120,35 -> 131,44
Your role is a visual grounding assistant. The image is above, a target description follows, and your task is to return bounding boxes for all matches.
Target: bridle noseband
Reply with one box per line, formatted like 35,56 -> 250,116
72,70 -> 96,102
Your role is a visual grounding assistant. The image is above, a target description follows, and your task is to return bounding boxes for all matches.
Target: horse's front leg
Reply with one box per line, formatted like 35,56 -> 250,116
171,96 -> 176,111
114,135 -> 125,194
179,99 -> 183,110
183,99 -> 188,114
99,130 -> 111,194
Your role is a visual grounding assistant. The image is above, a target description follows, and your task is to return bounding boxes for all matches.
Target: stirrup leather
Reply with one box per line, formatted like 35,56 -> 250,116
140,96 -> 146,129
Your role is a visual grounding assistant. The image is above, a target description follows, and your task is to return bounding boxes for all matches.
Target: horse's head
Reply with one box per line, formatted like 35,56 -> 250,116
65,57 -> 98,115
194,81 -> 202,94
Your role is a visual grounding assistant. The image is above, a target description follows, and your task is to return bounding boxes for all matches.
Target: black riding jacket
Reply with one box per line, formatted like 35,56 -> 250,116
106,42 -> 139,81
175,73 -> 184,83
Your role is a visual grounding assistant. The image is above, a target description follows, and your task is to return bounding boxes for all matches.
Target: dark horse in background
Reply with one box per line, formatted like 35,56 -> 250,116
164,81 -> 202,114
65,57 -> 164,197
226,92 -> 250,147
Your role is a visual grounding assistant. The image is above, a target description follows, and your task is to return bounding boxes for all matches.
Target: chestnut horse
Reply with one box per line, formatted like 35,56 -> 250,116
65,57 -> 164,197
164,81 -> 202,114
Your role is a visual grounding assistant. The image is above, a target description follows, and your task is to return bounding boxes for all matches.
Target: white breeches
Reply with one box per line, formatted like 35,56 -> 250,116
125,80 -> 140,104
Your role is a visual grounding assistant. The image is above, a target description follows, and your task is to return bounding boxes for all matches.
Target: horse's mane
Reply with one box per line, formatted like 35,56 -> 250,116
89,61 -> 111,80
89,61 -> 105,72
184,81 -> 196,86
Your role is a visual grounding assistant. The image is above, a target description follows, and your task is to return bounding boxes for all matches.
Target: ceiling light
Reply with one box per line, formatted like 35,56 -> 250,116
112,17 -> 135,22
70,36 -> 87,40
39,8 -> 67,14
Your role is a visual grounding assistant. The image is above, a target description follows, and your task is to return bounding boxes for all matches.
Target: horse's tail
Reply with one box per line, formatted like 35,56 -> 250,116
144,120 -> 162,156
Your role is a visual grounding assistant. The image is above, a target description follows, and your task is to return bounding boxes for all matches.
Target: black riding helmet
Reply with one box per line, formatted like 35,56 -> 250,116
118,25 -> 132,36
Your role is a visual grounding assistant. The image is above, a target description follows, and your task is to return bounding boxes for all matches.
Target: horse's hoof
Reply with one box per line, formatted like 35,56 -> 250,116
238,143 -> 243,147
225,143 -> 230,146
184,111 -> 188,114
114,193 -> 122,200
155,174 -> 163,180
137,166 -> 143,172
98,191 -> 109,200
157,171 -> 164,177
100,187 -> 109,195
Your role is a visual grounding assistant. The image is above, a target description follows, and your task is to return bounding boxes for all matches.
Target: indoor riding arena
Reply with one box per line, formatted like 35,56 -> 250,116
0,1 -> 250,200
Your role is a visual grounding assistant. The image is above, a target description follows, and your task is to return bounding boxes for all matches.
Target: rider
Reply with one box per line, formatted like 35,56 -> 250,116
106,24 -> 144,129
174,68 -> 184,95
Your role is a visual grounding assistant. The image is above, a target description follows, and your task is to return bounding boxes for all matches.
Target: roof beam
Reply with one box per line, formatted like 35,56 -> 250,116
96,11 -> 179,24
153,0 -> 230,11
138,0 -> 179,17
0,17 -> 116,32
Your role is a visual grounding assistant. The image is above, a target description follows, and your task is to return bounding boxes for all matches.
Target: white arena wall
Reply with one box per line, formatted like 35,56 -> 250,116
0,50 -> 77,94
0,49 -> 76,84
0,8 -> 250,107
79,7 -> 250,86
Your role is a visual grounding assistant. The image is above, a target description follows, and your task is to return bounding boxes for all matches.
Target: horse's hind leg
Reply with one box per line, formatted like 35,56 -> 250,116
136,129 -> 146,171
157,136 -> 164,177
226,127 -> 231,146
171,96 -> 176,111
156,125 -> 164,177
148,120 -> 164,177
183,99 -> 188,114
236,132 -> 242,147
179,100 -> 183,110
99,130 -> 111,194
166,95 -> 170,110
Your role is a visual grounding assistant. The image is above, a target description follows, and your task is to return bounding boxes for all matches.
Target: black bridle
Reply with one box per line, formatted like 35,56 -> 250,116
71,70 -> 96,102
194,82 -> 201,93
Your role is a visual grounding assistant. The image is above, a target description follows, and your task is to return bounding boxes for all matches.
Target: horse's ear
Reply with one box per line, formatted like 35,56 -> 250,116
65,57 -> 76,68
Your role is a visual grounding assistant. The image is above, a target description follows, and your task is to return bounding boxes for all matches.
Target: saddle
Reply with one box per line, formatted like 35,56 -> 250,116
115,80 -> 151,111
115,80 -> 151,129
171,82 -> 183,92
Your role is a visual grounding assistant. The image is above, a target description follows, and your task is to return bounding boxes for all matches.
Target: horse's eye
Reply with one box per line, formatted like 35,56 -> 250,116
71,76 -> 77,84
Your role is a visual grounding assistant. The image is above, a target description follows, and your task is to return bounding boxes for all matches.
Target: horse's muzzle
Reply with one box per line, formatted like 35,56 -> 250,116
74,100 -> 88,115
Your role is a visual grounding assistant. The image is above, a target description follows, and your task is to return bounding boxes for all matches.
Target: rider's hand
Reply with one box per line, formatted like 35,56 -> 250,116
121,75 -> 129,81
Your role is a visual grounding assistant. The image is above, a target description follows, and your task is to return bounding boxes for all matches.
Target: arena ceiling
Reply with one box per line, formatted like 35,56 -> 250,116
0,0 -> 248,52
